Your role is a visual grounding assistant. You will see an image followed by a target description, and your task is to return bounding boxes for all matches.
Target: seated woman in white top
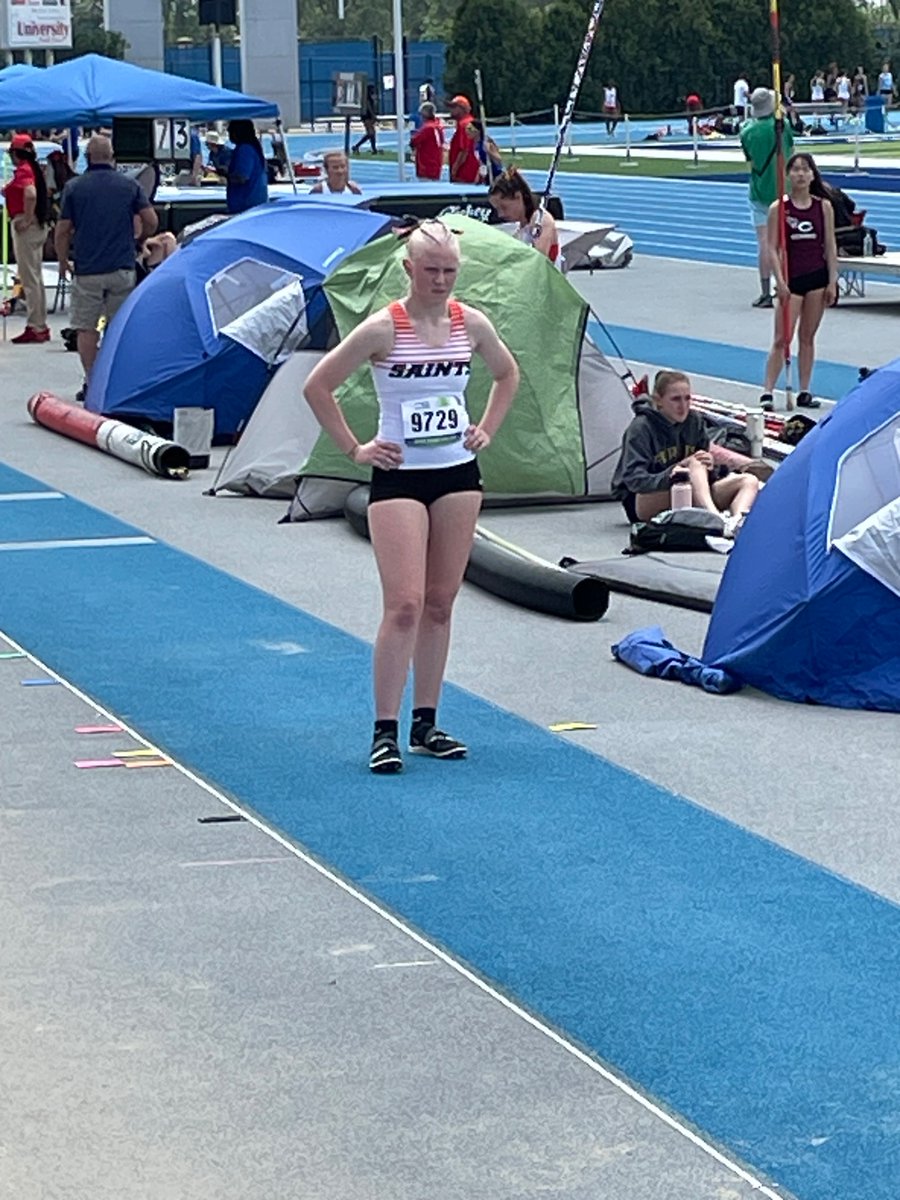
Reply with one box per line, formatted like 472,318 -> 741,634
488,168 -> 560,265
309,150 -> 362,195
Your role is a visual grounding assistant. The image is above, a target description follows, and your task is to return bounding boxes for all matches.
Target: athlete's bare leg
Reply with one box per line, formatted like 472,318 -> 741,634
412,490 -> 483,710
796,289 -> 827,393
368,498 -> 430,720
763,293 -> 803,392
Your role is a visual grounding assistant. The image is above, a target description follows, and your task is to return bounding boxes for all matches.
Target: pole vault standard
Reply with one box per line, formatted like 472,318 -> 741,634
769,0 -> 795,410
536,0 -> 607,230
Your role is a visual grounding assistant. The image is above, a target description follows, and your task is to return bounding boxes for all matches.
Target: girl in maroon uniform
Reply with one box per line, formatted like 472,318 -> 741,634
760,152 -> 837,411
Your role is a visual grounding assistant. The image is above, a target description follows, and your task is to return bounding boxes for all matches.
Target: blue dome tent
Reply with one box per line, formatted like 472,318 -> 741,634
86,202 -> 392,439
703,362 -> 900,711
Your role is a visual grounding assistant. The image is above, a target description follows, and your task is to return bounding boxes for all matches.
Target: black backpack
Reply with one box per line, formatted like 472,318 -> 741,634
628,508 -> 726,554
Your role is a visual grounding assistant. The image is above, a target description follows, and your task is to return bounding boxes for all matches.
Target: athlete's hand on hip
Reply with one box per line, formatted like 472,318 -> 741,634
464,425 -> 491,452
353,438 -> 403,470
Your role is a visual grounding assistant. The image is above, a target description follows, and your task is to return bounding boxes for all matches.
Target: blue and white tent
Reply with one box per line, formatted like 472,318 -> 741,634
703,362 -> 900,711
86,202 -> 392,440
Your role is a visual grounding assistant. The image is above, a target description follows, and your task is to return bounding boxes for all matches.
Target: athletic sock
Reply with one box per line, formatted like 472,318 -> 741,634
411,707 -> 436,734
759,274 -> 771,296
374,718 -> 399,741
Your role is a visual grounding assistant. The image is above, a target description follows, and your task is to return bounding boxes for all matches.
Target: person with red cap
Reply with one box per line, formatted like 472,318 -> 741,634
3,133 -> 51,344
447,95 -> 480,183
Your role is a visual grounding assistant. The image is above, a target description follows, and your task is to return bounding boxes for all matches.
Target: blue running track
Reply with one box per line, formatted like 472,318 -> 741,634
297,134 -> 900,269
4,458 -> 900,1200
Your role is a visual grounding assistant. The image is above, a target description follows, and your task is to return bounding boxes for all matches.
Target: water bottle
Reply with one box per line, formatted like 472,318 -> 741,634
745,410 -> 765,459
670,467 -> 693,510
863,230 -> 874,257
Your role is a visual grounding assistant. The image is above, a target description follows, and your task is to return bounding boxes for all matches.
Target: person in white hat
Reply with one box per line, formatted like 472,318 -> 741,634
204,128 -> 232,179
739,87 -> 794,308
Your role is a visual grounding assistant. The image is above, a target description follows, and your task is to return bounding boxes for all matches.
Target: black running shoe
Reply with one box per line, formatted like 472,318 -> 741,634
752,294 -> 774,308
759,392 -> 774,412
796,391 -> 821,409
410,725 -> 467,759
369,734 -> 403,774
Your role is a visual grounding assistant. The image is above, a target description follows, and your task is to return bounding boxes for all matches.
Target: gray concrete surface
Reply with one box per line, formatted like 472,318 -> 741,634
2,250 -> 891,1199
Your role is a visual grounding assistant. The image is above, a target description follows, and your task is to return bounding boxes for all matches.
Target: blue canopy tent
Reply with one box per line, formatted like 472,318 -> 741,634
703,362 -> 900,711
85,202 -> 392,439
0,53 -> 277,126
0,63 -> 40,81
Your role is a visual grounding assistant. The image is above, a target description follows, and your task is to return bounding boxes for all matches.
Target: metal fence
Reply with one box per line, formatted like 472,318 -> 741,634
164,40 -> 446,124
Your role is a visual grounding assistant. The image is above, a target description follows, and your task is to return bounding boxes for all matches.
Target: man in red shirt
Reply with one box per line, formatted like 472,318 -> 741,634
447,95 -> 480,184
2,132 -> 51,344
410,101 -> 445,180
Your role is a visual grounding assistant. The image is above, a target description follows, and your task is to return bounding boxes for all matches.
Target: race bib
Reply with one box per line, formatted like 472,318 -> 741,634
401,396 -> 466,447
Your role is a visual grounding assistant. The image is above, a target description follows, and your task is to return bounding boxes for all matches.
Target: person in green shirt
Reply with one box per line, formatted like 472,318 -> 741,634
739,87 -> 794,308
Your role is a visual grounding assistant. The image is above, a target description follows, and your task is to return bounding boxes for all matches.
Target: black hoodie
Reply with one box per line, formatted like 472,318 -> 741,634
611,398 -> 709,499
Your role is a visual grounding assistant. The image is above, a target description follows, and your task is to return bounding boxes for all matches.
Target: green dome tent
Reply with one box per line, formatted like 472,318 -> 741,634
216,217 -> 635,514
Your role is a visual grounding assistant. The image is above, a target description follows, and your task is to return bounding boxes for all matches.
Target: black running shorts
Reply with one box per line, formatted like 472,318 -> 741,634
789,267 -> 830,297
368,458 -> 483,507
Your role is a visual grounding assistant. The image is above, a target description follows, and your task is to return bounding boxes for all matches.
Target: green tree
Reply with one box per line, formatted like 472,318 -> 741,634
165,0 -> 238,46
446,0 -> 541,115
296,0 -> 457,42
56,0 -> 127,60
526,0 -> 877,115
778,0 -> 874,89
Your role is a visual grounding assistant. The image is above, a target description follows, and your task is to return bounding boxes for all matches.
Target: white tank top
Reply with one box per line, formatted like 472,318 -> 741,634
372,300 -> 474,469
812,81 -> 825,101
604,87 -> 617,107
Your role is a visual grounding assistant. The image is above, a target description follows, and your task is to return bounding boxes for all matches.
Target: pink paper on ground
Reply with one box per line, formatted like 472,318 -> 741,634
74,758 -> 126,769
74,724 -> 123,734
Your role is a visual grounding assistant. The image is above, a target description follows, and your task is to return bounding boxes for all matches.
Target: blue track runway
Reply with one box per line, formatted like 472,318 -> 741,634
297,132 -> 900,270
4,458 -> 900,1200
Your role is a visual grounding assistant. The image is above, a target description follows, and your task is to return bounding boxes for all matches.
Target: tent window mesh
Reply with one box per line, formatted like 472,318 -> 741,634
205,258 -> 301,335
830,416 -> 900,544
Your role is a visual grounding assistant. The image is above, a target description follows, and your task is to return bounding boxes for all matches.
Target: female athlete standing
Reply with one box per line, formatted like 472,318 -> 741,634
760,151 -> 837,411
303,221 -> 519,773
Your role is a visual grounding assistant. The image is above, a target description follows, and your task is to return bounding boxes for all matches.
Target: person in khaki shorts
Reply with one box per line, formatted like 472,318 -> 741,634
2,133 -> 52,344
54,134 -> 157,403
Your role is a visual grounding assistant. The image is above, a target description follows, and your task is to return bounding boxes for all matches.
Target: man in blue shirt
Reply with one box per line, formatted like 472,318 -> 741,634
54,134 -> 158,402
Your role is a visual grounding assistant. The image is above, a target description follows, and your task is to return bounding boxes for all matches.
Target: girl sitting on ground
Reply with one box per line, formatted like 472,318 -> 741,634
611,370 -> 760,531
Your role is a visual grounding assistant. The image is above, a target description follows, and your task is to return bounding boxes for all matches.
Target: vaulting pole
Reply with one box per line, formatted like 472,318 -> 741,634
536,0 -> 606,232
769,0 -> 794,410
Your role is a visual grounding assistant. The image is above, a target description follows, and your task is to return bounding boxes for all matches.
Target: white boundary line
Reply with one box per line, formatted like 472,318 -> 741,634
0,491 -> 65,502
0,629 -> 789,1200
0,536 -> 156,553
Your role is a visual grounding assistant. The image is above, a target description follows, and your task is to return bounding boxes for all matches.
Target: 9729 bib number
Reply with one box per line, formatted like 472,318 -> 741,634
401,396 -> 466,447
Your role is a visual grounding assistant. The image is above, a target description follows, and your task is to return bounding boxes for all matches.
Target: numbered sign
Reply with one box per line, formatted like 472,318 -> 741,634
170,119 -> 190,158
153,117 -> 172,158
333,70 -> 366,115
152,118 -> 193,164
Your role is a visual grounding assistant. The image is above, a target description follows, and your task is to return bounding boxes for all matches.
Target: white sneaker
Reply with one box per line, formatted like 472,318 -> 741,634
722,513 -> 745,539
